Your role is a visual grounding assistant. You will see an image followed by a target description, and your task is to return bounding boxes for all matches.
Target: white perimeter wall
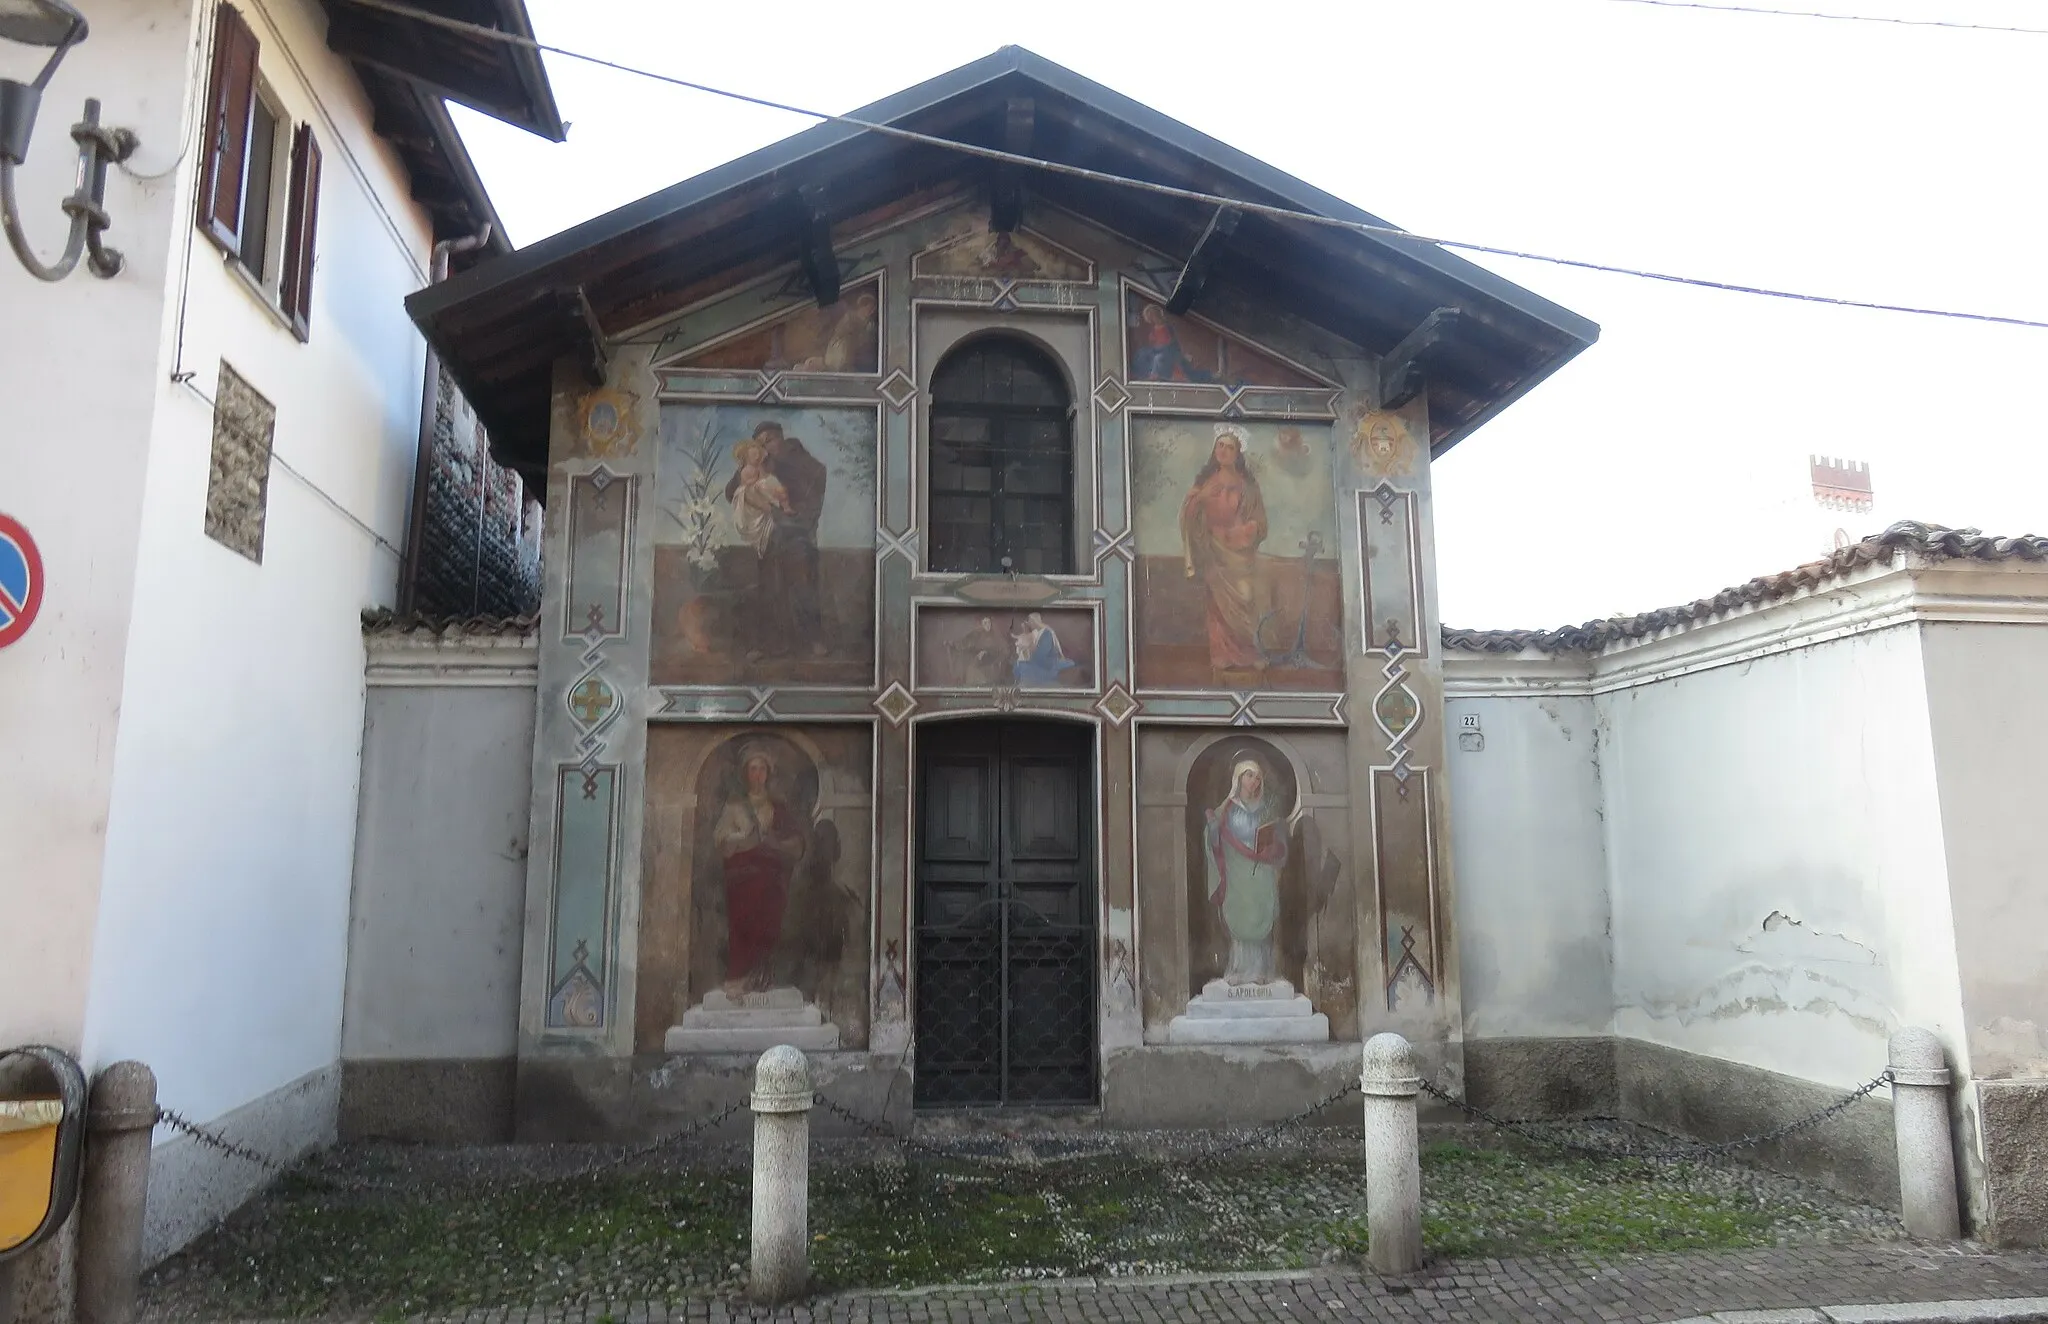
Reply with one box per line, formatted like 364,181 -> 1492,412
1598,624 -> 1969,1089
1920,609 -> 2048,1083
343,646 -> 537,1062
80,0 -> 433,1134
1444,689 -> 1613,1039
1447,569 -> 1982,1095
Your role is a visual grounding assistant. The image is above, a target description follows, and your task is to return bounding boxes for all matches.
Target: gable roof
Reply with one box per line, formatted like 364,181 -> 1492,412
408,46 -> 1599,478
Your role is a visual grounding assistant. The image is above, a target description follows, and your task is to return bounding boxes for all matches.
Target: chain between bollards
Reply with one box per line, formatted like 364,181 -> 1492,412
1415,1069 -> 1896,1161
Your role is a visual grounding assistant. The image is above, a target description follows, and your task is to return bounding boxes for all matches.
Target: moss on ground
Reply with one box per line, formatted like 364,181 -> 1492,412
140,1139 -> 1898,1319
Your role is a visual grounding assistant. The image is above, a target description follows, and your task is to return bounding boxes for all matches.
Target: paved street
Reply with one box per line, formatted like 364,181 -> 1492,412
207,1244 -> 2048,1324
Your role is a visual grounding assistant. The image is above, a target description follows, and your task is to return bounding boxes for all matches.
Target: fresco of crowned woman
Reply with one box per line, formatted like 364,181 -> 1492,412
1130,418 -> 1345,691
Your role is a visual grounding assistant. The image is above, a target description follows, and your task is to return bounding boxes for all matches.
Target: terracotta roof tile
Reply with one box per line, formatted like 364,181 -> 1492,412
361,608 -> 539,639
1443,521 -> 2048,655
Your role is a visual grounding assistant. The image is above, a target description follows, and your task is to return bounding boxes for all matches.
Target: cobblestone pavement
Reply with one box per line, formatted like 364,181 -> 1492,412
182,1244 -> 2048,1323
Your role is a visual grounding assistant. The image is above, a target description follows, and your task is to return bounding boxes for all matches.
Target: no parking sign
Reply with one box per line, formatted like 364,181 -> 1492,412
0,514 -> 45,650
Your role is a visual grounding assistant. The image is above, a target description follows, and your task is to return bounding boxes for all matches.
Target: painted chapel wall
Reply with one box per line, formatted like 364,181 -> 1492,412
521,195 -> 1464,1112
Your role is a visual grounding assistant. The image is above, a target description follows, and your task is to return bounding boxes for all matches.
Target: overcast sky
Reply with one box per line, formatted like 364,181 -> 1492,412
452,0 -> 2048,629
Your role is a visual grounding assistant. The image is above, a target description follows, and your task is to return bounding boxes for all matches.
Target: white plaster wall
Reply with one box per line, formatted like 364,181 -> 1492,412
1601,624 -> 1970,1089
343,676 -> 537,1060
0,0 -> 197,1053
81,0 -> 433,1141
1444,688 -> 1613,1039
1919,611 -> 2048,1082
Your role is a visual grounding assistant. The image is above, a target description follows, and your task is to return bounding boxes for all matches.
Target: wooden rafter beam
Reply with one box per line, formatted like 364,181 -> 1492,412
793,183 -> 840,307
989,97 -> 1035,233
1165,205 -> 1241,316
1377,306 -> 1461,411
553,285 -> 609,388
408,174 -> 472,209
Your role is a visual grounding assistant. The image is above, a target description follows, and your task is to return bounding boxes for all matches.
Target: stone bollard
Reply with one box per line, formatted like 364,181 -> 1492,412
1888,1028 -> 1961,1240
1359,1032 -> 1423,1275
748,1046 -> 812,1305
77,1061 -> 158,1324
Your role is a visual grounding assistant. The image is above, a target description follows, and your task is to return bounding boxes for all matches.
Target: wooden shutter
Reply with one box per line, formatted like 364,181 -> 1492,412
196,3 -> 260,253
280,125 -> 323,341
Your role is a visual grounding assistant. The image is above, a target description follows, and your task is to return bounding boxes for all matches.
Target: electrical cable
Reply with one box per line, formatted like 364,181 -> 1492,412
342,0 -> 2048,332
1594,0 -> 2048,36
177,376 -> 405,558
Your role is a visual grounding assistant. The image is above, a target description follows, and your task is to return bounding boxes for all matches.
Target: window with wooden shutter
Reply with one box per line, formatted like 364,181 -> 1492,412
279,124 -> 322,341
197,3 -> 260,253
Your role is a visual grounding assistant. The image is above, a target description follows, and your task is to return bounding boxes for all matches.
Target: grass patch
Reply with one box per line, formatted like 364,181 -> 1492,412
141,1139 -> 1895,1319
1324,1142 -> 1791,1261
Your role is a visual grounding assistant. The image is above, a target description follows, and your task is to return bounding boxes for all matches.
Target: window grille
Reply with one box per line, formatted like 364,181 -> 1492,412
927,338 -> 1074,576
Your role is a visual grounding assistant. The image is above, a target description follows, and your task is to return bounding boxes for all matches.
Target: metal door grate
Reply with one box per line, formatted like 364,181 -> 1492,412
915,896 -> 1095,1106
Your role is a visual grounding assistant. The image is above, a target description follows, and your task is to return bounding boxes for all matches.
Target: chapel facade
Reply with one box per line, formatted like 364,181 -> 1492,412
407,47 -> 1597,1131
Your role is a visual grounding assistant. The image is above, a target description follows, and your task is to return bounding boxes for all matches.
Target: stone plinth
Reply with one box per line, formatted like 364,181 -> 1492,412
1167,978 -> 1329,1044
665,988 -> 841,1053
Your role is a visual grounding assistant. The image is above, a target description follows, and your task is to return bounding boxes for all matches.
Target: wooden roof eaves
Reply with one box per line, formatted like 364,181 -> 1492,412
323,0 -> 564,142
411,46 -> 1596,351
410,88 -> 512,256
411,45 -> 1602,471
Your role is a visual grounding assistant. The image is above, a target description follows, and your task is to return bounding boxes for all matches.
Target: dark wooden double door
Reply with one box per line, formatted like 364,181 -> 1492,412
915,720 -> 1097,1107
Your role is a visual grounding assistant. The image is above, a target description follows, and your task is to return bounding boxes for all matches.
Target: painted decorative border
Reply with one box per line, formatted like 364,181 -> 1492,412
1359,484 -> 1427,658
1367,763 -> 1439,1012
562,469 -> 632,642
545,761 -> 621,1029
1130,691 -> 1347,726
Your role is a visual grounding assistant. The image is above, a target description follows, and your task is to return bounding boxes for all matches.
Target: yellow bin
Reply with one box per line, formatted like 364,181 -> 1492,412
0,1098 -> 64,1253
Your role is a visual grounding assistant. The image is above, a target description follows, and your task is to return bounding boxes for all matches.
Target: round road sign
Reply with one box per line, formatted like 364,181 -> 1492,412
0,514 -> 46,649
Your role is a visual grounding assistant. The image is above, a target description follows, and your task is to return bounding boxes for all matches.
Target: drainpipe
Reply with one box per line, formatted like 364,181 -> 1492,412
398,224 -> 493,615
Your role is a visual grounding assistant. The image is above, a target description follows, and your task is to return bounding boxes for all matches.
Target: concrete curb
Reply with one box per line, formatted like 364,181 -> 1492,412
1669,1299 -> 2048,1323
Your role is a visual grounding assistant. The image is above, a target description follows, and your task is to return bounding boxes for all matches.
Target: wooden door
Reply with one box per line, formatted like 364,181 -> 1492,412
914,720 -> 1095,1106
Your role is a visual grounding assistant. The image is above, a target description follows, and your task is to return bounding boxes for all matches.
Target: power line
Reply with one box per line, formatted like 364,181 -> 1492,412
1595,0 -> 2048,36
349,0 -> 2048,332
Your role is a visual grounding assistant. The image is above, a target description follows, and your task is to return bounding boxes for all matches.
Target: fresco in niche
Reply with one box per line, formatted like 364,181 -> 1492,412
651,405 -> 876,685
1128,729 -> 1356,1042
668,275 -> 881,374
638,725 -> 873,1053
912,215 -> 1093,282
1130,419 -> 1344,690
917,607 -> 1096,690
1124,289 -> 1324,387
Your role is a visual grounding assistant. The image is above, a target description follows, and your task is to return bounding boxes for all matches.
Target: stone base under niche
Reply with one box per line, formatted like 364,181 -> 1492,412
663,986 -> 842,1053
1167,978 -> 1330,1044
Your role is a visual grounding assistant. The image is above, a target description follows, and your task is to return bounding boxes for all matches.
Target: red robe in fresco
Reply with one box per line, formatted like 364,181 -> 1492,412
1180,458 -> 1269,671
714,791 -> 806,983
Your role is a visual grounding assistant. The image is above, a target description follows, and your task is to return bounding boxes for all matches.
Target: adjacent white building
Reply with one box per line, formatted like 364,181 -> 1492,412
0,0 -> 556,1300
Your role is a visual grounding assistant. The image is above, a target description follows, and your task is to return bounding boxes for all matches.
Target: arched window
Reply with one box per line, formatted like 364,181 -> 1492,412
927,337 -> 1075,575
